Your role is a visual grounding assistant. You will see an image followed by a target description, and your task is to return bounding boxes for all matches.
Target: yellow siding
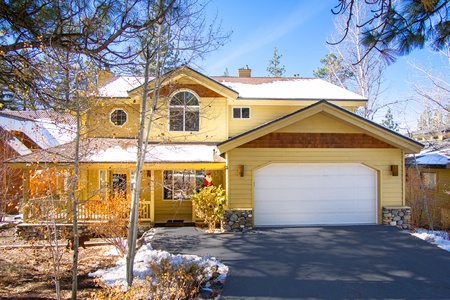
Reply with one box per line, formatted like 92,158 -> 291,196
148,96 -> 228,143
226,148 -> 404,224
228,105 -> 302,137
152,171 -> 193,222
86,103 -> 141,138
278,113 -> 363,133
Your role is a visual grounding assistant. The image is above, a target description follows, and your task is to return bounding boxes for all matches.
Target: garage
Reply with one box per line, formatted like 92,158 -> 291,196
254,163 -> 377,226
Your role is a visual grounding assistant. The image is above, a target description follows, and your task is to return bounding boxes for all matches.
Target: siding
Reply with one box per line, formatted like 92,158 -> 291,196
226,148 -> 404,224
228,105 -> 302,137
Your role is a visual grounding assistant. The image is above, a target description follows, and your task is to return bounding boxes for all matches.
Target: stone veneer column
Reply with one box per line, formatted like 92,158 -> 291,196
221,209 -> 253,232
382,206 -> 411,230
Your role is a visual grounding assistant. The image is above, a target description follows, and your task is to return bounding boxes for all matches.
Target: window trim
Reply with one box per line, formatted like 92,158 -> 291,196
163,170 -> 205,201
168,90 -> 200,132
110,108 -> 128,127
422,172 -> 437,190
232,106 -> 251,119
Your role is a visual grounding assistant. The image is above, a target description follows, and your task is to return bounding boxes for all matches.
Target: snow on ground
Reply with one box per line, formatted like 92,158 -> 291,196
411,228 -> 450,252
88,229 -> 228,296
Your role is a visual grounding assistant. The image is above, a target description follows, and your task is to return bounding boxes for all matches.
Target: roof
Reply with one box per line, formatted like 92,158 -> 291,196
0,110 -> 76,145
97,66 -> 367,101
98,76 -> 146,98
6,138 -> 225,165
406,139 -> 450,168
211,76 -> 367,100
218,100 -> 423,154
0,112 -> 61,149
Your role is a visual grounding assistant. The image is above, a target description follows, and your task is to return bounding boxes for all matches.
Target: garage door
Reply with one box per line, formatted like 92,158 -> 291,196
254,163 -> 377,226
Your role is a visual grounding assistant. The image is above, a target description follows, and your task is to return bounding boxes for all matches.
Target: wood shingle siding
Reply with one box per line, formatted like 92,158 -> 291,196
239,133 -> 396,149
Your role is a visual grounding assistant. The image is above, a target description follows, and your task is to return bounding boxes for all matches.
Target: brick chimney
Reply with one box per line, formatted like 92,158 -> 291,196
98,70 -> 115,84
238,66 -> 251,77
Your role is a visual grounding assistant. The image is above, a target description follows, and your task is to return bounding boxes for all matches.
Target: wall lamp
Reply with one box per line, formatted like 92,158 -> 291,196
237,165 -> 244,177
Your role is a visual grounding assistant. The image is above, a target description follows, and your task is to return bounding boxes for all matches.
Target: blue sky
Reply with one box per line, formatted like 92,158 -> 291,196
198,0 -> 449,130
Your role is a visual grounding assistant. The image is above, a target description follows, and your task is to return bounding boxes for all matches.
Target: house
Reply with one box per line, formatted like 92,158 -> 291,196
405,139 -> 450,229
0,111 -> 75,215
6,66 -> 423,229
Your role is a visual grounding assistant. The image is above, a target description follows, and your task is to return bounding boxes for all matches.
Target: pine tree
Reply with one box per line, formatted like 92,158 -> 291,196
381,108 -> 399,132
266,47 -> 285,77
313,53 -> 353,88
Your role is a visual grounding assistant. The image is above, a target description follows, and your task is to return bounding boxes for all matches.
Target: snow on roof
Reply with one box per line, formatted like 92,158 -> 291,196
406,139 -> 450,167
6,138 -> 225,164
0,114 -> 60,149
1,111 -> 76,144
413,153 -> 450,166
98,76 -> 146,98
6,136 -> 32,156
98,71 -> 367,101
87,142 -> 223,163
212,77 -> 367,100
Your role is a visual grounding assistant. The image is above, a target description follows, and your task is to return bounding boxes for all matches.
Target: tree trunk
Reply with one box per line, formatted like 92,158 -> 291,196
413,154 -> 434,230
71,91 -> 82,300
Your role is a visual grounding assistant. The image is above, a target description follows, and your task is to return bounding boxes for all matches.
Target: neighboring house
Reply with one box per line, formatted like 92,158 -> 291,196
0,111 -> 75,215
7,66 -> 423,227
411,127 -> 450,142
405,140 -> 450,229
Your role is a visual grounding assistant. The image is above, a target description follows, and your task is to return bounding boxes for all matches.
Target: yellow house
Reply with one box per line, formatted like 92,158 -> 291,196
8,66 -> 423,230
405,145 -> 450,229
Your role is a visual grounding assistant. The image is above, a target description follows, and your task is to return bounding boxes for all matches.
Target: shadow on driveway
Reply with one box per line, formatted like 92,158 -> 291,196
151,225 -> 450,300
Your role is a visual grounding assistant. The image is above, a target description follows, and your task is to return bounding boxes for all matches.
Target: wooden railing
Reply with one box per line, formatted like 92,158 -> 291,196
26,196 -> 153,222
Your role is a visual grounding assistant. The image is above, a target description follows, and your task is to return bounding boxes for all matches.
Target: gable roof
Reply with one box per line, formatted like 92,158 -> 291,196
97,66 -> 367,103
217,100 -> 423,154
211,76 -> 367,101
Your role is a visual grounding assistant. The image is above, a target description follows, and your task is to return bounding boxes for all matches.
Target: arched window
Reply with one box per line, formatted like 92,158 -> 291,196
169,91 -> 199,131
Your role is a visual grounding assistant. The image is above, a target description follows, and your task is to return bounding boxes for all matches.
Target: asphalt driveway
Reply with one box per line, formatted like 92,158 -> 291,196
150,225 -> 450,300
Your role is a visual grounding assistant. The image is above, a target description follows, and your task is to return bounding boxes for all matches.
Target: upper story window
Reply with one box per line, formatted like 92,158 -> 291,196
110,109 -> 127,126
169,91 -> 199,131
233,107 -> 250,119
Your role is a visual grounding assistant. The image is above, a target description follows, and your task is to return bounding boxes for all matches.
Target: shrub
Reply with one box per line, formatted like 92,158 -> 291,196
89,257 -> 210,300
86,191 -> 131,256
191,185 -> 227,233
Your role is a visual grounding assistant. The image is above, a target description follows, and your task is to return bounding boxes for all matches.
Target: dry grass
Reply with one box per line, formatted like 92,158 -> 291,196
0,227 -> 117,300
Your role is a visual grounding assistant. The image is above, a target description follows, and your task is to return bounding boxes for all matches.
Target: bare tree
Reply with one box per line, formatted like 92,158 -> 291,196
125,0 -> 229,287
328,0 -> 387,120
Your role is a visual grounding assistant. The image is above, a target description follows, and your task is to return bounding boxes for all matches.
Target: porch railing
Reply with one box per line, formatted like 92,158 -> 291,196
25,196 -> 152,222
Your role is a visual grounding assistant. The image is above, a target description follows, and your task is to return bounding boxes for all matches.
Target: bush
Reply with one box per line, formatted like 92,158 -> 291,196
191,185 -> 227,233
86,191 -> 131,256
89,257 -> 211,300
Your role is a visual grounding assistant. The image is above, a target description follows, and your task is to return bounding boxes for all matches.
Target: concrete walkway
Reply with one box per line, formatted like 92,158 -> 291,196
151,225 -> 450,300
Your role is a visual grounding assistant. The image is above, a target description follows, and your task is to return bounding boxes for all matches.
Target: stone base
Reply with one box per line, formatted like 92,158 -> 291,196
382,206 -> 411,230
221,209 -> 253,232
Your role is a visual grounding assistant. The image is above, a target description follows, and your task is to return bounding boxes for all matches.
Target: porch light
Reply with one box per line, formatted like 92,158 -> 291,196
237,165 -> 244,177
391,165 -> 399,176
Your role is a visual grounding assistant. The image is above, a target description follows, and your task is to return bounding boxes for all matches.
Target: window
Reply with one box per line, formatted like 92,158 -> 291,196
232,107 -> 250,119
112,173 -> 127,196
110,109 -> 127,126
422,172 -> 437,190
163,170 -> 205,200
99,170 -> 108,198
169,91 -> 199,131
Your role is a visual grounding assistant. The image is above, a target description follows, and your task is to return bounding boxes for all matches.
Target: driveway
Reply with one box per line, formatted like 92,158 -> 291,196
150,225 -> 450,300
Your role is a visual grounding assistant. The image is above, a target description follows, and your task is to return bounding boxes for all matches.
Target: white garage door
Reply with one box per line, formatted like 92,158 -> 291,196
254,163 -> 377,226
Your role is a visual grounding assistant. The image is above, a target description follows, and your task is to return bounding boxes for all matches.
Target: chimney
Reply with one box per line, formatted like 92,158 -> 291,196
98,70 -> 115,84
238,65 -> 251,77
